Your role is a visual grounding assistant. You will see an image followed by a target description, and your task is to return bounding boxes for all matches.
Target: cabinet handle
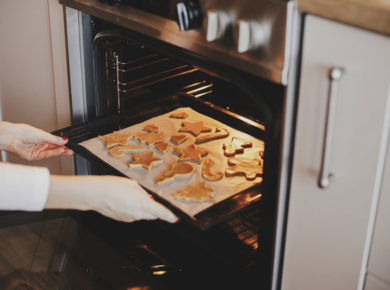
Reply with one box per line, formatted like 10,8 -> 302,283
318,67 -> 344,188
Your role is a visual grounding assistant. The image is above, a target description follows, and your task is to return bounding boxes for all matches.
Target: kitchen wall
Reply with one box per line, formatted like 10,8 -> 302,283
0,0 -> 73,174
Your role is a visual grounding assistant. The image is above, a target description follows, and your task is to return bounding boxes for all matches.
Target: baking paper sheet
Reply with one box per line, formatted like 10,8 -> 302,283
79,107 -> 264,217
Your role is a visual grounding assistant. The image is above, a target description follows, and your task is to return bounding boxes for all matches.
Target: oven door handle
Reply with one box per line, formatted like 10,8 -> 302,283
318,67 -> 344,189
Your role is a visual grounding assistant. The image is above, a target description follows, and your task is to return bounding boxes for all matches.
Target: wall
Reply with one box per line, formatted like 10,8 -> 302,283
0,0 -> 72,174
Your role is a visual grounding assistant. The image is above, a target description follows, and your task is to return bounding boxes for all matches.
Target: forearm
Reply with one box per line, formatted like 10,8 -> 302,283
0,121 -> 15,151
45,175 -> 102,211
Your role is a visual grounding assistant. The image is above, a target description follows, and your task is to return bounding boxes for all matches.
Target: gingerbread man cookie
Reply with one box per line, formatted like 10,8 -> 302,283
169,111 -> 188,119
108,145 -> 146,157
172,182 -> 215,202
222,137 -> 252,156
134,132 -> 165,145
195,128 -> 229,144
154,162 -> 195,185
179,121 -> 212,137
225,157 -> 263,180
174,144 -> 208,163
128,151 -> 163,170
98,131 -> 132,149
201,158 -> 223,181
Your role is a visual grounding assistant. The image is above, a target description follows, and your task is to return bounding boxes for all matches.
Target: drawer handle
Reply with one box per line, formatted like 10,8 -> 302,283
318,67 -> 344,189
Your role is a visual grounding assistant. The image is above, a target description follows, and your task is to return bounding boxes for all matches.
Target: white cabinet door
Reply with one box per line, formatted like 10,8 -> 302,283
366,141 -> 390,288
282,15 -> 390,290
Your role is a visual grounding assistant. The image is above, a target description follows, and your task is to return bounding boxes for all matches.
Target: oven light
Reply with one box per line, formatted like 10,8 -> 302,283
152,270 -> 168,276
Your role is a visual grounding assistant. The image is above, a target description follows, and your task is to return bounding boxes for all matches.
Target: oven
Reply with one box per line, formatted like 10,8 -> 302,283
53,0 -> 301,289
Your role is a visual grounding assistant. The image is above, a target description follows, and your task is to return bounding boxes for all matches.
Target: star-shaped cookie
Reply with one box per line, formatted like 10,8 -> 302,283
179,121 -> 212,137
174,144 -> 208,163
98,131 -> 132,149
222,137 -> 252,156
128,151 -> 163,170
134,132 -> 165,145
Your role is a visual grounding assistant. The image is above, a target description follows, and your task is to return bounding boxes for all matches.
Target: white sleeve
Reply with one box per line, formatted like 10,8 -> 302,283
0,162 -> 50,211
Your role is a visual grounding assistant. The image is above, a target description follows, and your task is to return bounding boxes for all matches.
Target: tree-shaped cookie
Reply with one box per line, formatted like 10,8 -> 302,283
172,181 -> 216,202
154,162 -> 195,185
179,121 -> 212,137
134,132 -> 164,145
128,151 -> 163,170
222,137 -> 252,156
225,157 -> 263,180
98,131 -> 132,149
174,144 -> 208,163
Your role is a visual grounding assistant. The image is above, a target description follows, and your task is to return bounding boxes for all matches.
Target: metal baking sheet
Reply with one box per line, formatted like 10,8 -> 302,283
79,107 -> 264,217
54,93 -> 265,229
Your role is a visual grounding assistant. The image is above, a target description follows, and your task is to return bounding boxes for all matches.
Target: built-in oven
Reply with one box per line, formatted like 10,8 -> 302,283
52,0 -> 301,289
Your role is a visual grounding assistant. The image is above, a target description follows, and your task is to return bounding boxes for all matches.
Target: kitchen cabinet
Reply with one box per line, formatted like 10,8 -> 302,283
282,15 -> 390,290
0,0 -> 72,174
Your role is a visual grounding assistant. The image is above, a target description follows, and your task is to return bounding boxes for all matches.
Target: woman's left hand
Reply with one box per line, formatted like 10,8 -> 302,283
0,121 -> 73,161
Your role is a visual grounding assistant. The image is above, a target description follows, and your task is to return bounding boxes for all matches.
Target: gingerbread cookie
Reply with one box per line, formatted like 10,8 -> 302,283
172,182 -> 215,202
98,131 -> 132,149
143,124 -> 159,133
174,144 -> 208,163
170,134 -> 188,145
178,121 -> 212,137
169,111 -> 188,119
108,145 -> 146,157
225,157 -> 263,180
154,142 -> 169,153
134,132 -> 165,145
222,137 -> 252,156
195,128 -> 229,144
201,158 -> 223,181
128,151 -> 163,170
154,162 -> 195,185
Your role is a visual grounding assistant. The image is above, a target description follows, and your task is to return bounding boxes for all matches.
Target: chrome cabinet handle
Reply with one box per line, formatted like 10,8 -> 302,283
318,67 -> 344,188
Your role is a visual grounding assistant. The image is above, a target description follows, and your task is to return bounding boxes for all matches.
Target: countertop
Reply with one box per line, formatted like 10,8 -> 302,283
298,0 -> 390,36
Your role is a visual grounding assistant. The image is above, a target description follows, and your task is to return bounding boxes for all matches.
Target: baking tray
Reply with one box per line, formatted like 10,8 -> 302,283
53,93 -> 265,230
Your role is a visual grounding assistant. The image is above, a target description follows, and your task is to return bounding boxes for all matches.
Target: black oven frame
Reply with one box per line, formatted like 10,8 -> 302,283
60,2 -> 302,289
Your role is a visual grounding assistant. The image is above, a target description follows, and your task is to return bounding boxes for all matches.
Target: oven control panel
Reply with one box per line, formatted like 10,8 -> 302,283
65,0 -> 294,84
98,0 -> 284,53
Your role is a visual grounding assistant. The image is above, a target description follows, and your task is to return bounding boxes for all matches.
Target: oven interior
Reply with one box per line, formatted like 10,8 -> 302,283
52,16 -> 287,289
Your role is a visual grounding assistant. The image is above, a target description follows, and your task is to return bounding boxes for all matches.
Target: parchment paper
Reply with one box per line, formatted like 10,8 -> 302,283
79,107 -> 264,217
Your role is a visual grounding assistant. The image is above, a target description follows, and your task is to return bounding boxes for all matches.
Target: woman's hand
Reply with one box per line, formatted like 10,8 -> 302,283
46,175 -> 178,223
0,121 -> 73,160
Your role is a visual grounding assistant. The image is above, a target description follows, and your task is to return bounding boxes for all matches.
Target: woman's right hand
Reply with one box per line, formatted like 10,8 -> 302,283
46,175 -> 178,223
